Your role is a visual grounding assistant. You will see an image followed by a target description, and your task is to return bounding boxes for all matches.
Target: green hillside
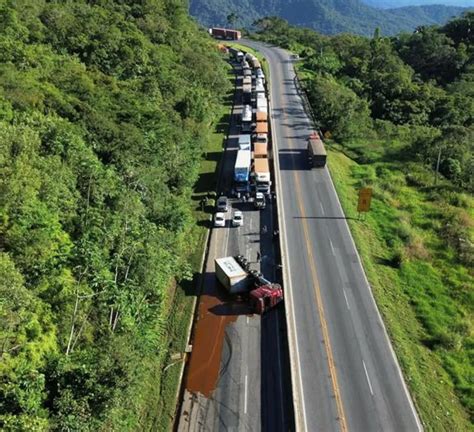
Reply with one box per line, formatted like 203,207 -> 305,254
189,0 -> 467,36
254,12 -> 474,430
0,0 -> 229,430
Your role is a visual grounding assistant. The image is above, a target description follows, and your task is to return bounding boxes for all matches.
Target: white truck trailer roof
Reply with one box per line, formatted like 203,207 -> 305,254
242,105 -> 252,123
238,134 -> 252,150
215,257 -> 249,294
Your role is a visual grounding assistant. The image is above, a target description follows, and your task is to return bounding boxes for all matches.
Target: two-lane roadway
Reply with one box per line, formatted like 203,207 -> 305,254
242,39 -> 422,432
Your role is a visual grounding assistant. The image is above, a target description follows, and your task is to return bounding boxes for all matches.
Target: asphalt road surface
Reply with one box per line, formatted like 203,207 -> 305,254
241,39 -> 423,432
177,60 -> 293,432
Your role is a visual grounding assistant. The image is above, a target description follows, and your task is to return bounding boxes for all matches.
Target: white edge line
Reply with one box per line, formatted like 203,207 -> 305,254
324,164 -> 424,431
244,374 -> 248,414
363,360 -> 374,396
223,215 -> 231,255
342,288 -> 350,310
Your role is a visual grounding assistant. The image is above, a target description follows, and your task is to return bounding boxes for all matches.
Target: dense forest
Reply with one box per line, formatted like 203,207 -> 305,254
189,0 -> 467,36
0,0 -> 229,429
254,13 -> 473,429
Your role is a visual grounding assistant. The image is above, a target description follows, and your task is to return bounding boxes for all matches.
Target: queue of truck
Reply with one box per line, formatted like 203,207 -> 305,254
208,46 -> 280,314
214,43 -> 327,315
228,49 -> 273,199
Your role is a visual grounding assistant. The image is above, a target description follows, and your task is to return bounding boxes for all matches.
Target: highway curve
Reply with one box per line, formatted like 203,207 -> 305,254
241,39 -> 423,432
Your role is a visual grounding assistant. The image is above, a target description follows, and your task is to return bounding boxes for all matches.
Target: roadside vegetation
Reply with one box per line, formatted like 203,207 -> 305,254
254,14 -> 473,431
0,1 -> 230,430
155,66 -> 234,430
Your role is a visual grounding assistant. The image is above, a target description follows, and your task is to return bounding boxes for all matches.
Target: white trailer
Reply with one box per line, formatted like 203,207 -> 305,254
256,96 -> 267,111
255,81 -> 265,95
238,134 -> 251,150
241,105 -> 253,132
215,257 -> 250,294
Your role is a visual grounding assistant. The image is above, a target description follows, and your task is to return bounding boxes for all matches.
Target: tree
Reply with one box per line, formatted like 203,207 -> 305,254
306,75 -> 372,140
226,12 -> 238,27
395,26 -> 468,84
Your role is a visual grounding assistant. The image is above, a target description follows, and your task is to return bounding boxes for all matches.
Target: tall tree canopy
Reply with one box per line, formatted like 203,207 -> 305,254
0,0 -> 229,429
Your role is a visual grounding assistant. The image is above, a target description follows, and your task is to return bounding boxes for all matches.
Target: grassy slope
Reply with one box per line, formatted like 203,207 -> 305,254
134,63 -> 234,431
327,147 -> 473,431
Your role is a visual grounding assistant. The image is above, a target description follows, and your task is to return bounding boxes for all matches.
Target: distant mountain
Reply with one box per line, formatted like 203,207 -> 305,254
189,0 -> 468,36
363,0 -> 474,8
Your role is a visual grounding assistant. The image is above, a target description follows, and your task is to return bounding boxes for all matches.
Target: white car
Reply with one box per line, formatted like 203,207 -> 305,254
214,212 -> 226,227
232,210 -> 243,227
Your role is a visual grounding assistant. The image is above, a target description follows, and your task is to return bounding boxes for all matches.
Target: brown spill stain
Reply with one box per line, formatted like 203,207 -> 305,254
185,272 -> 250,397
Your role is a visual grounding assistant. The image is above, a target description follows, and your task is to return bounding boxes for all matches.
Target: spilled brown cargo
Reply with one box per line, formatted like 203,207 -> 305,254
185,271 -> 239,398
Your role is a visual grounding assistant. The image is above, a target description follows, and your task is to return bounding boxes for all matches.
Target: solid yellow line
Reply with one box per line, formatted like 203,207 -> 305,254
293,171 -> 348,432
286,122 -> 348,431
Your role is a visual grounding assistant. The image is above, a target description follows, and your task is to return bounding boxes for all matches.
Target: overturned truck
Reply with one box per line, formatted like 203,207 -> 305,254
215,256 -> 283,314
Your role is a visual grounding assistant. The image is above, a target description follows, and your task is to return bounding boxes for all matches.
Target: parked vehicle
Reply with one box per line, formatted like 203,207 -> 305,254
216,195 -> 229,212
256,96 -> 267,111
254,192 -> 266,209
232,210 -> 244,227
255,81 -> 265,95
243,76 -> 252,86
234,150 -> 252,194
228,47 -> 244,62
253,142 -> 268,159
255,111 -> 268,123
215,256 -> 283,314
244,53 -> 261,69
245,53 -> 256,62
251,58 -> 261,70
253,121 -> 268,144
242,83 -> 252,104
238,134 -> 252,150
253,158 -> 271,194
241,105 -> 252,133
307,132 -> 327,168
214,212 -> 226,227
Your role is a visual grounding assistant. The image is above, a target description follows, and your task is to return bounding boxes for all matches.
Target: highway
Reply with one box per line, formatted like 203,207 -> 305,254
177,61 -> 293,432
241,39 -> 423,432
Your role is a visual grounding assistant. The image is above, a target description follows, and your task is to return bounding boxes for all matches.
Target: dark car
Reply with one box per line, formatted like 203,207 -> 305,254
216,195 -> 229,212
